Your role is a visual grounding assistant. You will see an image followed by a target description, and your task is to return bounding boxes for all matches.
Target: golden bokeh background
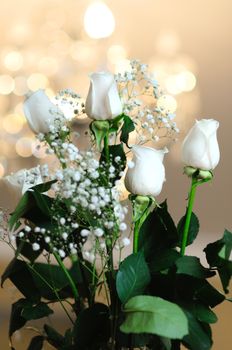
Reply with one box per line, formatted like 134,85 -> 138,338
0,0 -> 231,349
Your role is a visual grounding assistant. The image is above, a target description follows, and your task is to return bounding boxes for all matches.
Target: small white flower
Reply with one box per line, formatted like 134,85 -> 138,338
59,249 -> 66,258
81,229 -> 90,237
119,223 -> 127,231
45,237 -> 51,243
60,218 -> 66,225
94,228 -> 104,237
62,232 -> 68,240
32,243 -> 40,251
18,232 -> 24,238
122,237 -> 131,246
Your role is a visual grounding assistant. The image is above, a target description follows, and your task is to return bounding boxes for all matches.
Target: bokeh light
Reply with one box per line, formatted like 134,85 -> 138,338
2,114 -> 25,134
27,73 -> 49,91
157,94 -> 177,113
84,1 -> 115,39
14,76 -> 29,96
0,75 -> 15,95
107,45 -> 127,64
4,51 -> 24,71
15,137 -> 33,157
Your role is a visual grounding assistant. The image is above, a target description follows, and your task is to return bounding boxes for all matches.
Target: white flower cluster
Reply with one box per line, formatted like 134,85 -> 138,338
53,89 -> 85,121
48,149 -> 128,261
115,59 -> 179,145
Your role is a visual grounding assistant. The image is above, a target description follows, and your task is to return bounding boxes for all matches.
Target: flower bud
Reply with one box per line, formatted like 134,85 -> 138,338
125,145 -> 168,197
85,72 -> 123,120
182,119 -> 220,171
24,89 -> 63,134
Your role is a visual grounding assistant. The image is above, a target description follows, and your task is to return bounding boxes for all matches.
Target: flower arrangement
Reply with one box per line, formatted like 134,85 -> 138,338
0,60 -> 231,350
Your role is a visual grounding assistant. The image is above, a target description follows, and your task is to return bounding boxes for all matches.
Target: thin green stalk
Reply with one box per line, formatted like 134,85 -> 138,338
53,251 -> 79,301
133,220 -> 140,253
104,132 -> 110,164
27,263 -> 74,325
180,177 -> 198,256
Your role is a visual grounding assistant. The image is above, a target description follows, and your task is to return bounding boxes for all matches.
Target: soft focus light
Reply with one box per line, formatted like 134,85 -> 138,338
70,41 -> 95,64
84,1 -> 115,39
4,51 -> 24,71
114,59 -> 132,74
2,114 -> 25,134
107,45 -> 127,64
15,137 -> 33,157
0,75 -> 15,95
38,57 -> 58,76
27,73 -> 49,91
0,163 -> 5,178
14,76 -> 29,96
165,71 -> 196,95
156,32 -> 181,55
178,71 -> 196,92
157,95 -> 177,113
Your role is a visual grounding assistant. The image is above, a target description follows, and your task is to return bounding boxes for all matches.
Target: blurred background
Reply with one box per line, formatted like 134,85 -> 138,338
0,0 -> 231,348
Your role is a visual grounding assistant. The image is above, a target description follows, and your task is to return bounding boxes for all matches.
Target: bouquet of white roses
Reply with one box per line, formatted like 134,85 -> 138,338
0,60 -> 231,350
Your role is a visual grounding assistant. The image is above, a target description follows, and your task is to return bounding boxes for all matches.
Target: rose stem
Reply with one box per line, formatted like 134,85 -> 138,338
180,177 -> 198,256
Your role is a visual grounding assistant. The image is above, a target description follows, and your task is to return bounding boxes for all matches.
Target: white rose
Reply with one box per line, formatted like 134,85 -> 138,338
23,89 -> 63,134
182,119 -> 220,170
125,145 -> 168,197
0,167 -> 43,213
85,72 -> 123,120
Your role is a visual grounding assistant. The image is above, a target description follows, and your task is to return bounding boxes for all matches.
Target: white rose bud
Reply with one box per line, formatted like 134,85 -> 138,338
23,89 -> 63,134
125,145 -> 168,197
85,72 -> 123,120
0,167 -> 43,213
182,119 -> 220,170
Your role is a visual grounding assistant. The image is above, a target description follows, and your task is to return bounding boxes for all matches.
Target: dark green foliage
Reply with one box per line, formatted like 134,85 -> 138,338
177,211 -> 199,247
116,252 -> 151,304
27,336 -> 44,350
120,114 -> 135,146
73,303 -> 110,349
204,229 -> 232,293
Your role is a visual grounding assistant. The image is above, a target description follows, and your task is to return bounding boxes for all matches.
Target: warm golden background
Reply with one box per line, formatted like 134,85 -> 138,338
0,0 -> 231,349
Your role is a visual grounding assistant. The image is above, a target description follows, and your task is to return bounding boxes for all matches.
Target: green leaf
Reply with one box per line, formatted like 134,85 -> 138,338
182,309 -> 212,350
204,229 -> 232,293
27,336 -> 44,350
44,324 -> 65,348
9,188 -> 54,230
196,280 -> 225,307
9,299 -> 29,337
177,211 -> 199,247
138,201 -> 178,261
22,302 -> 53,320
73,303 -> 110,348
30,263 -> 72,300
9,192 -> 31,229
1,259 -> 40,302
194,304 -> 217,324
116,252 -> 151,304
175,256 -> 215,279
121,295 -> 188,339
16,236 -> 43,262
120,115 -> 135,146
149,249 -> 180,274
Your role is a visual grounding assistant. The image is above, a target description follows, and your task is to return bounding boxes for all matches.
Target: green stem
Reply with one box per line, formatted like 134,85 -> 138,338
53,252 -> 79,301
133,221 -> 140,253
180,177 -> 198,256
104,132 -> 110,164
